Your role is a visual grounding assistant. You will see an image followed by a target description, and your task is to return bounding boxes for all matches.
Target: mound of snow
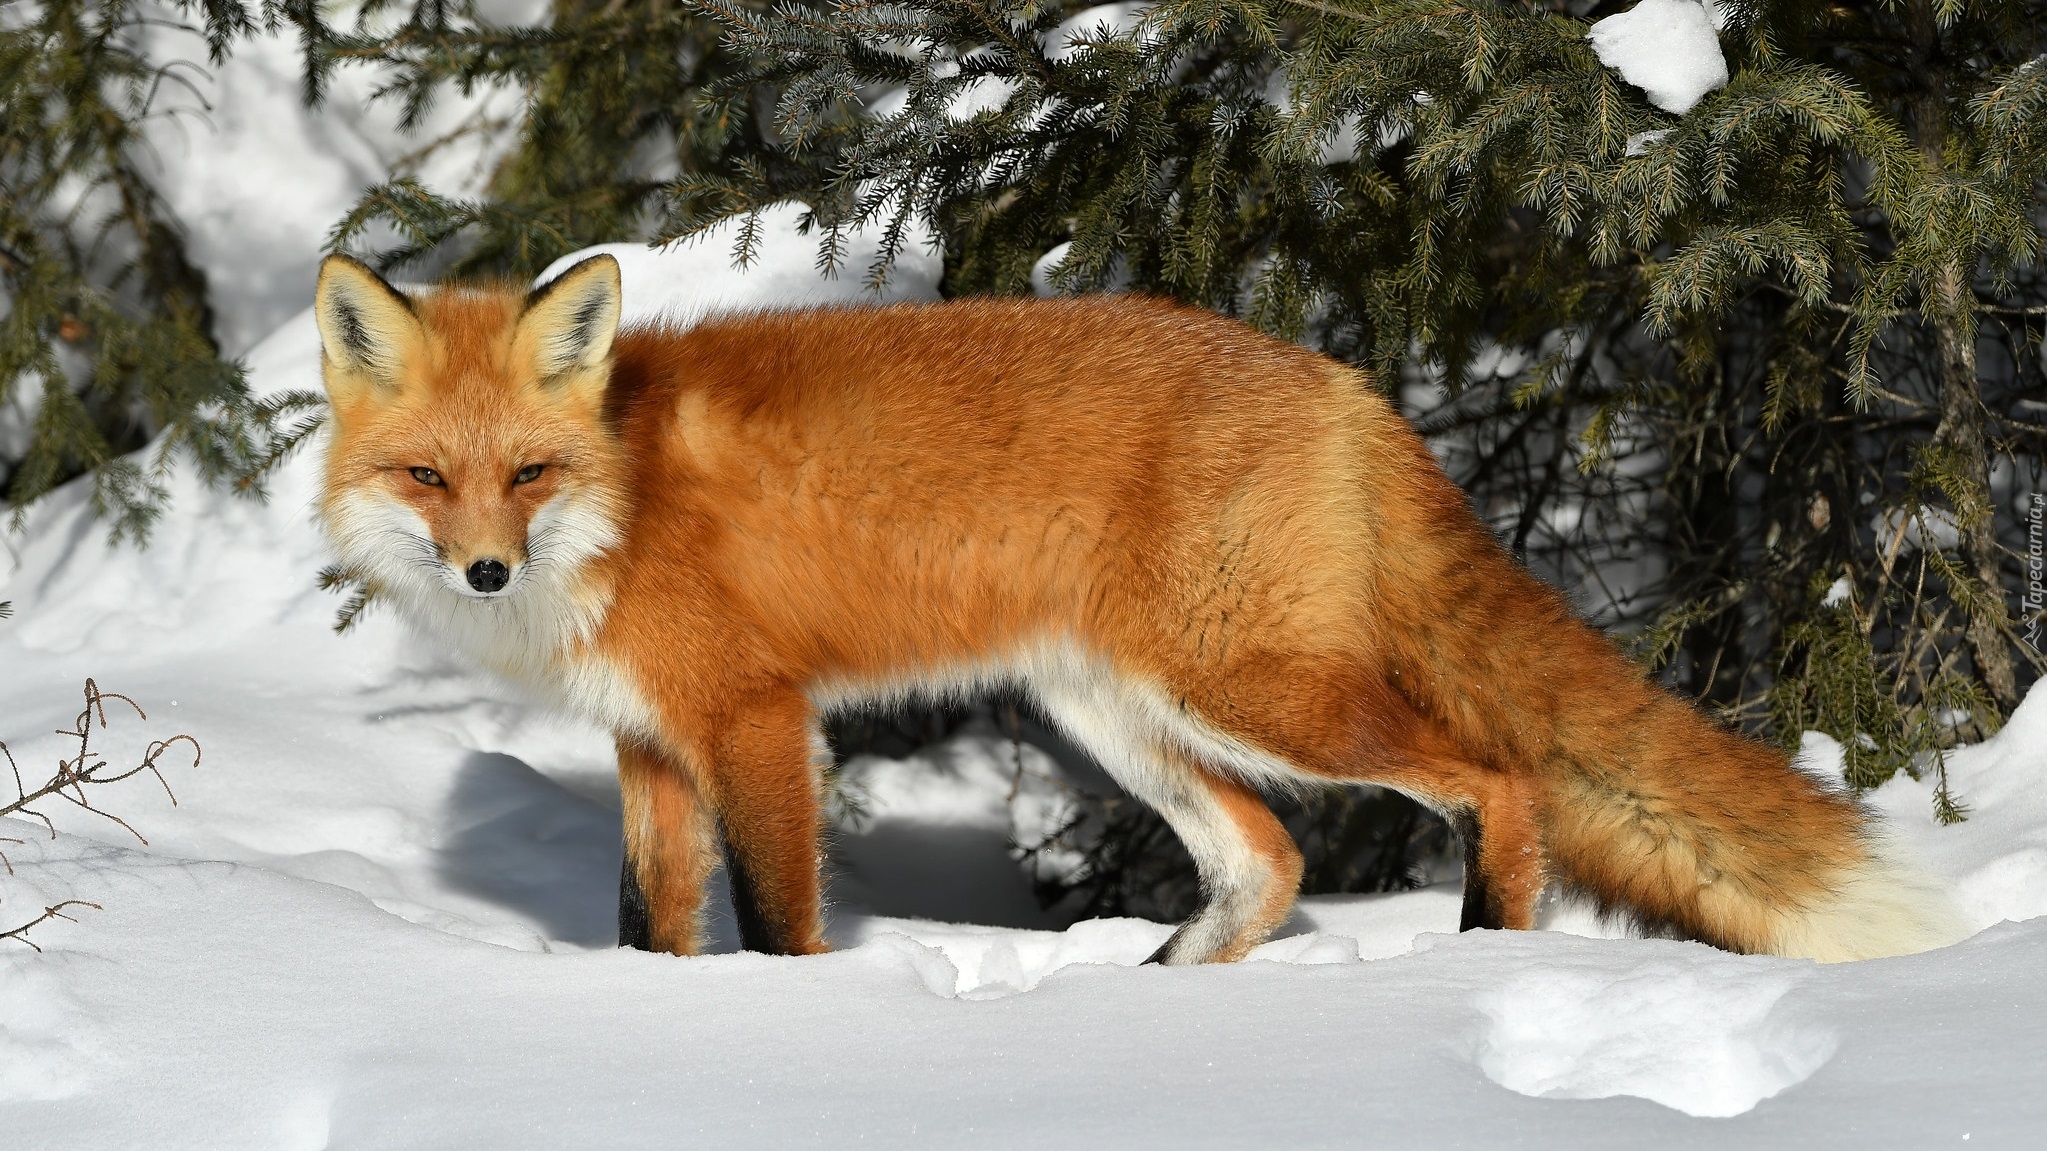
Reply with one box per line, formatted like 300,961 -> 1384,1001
1475,956 -> 1835,1117
1870,684 -> 2047,930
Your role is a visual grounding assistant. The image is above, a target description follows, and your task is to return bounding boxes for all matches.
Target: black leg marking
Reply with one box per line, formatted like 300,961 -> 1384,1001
722,834 -> 784,955
618,853 -> 652,951
1141,921 -> 1191,965
1452,811 -> 1500,932
1141,890 -> 1217,965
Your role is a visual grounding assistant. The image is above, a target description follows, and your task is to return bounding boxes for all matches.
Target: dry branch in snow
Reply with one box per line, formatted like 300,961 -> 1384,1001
0,899 -> 102,953
2,679 -> 200,948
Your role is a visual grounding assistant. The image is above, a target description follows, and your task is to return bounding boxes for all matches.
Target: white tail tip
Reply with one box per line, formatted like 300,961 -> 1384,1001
1770,835 -> 1973,962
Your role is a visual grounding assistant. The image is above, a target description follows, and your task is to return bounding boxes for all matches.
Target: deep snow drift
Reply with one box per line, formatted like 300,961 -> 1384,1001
5,20 -> 2047,1148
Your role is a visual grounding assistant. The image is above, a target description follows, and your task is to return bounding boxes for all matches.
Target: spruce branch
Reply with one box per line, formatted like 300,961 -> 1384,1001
316,564 -> 380,633
2,0 -> 321,536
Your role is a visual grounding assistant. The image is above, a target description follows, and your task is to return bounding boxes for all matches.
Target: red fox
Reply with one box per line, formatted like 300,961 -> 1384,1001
312,252 -> 1966,964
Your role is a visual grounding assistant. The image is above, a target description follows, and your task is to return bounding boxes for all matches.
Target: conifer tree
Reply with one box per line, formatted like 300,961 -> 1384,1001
1,0 -> 313,537
668,0 -> 2046,814
313,1 -> 2047,865
298,0 -> 798,278
0,3 -> 1946,916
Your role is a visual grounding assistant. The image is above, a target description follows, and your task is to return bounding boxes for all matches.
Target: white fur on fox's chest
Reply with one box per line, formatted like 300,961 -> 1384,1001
325,488 -> 661,739
405,589 -> 662,741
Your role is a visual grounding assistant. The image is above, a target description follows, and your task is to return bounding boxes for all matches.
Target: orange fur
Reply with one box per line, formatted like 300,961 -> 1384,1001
314,254 -> 1965,963
617,738 -> 718,954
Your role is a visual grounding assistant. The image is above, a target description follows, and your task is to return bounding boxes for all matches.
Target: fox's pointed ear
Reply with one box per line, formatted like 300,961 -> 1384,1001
517,254 -> 622,397
314,255 -> 422,401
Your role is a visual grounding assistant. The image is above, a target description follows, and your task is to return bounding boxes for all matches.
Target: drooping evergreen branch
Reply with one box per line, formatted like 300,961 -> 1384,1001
1,0 -> 322,537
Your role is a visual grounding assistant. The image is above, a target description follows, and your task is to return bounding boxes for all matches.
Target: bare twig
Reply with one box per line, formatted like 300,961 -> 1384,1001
1,680 -> 200,950
1,679 -> 201,850
0,901 -> 102,952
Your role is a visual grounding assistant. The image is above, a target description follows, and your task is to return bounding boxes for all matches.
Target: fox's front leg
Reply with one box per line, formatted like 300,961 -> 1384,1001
617,737 -> 720,954
703,689 -> 832,956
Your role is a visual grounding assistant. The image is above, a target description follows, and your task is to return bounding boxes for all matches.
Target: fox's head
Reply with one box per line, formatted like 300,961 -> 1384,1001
313,254 -> 627,642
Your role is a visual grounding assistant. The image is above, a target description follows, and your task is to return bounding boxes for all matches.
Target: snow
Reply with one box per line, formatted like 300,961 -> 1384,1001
1472,953 -> 1834,1117
1822,575 -> 1853,607
1625,128 -> 1674,156
535,205 -> 942,321
833,732 -> 1080,930
1587,0 -> 1730,116
5,21 -> 2047,1150
1873,504 -> 1964,554
135,15 -> 524,356
1868,687 -> 2047,931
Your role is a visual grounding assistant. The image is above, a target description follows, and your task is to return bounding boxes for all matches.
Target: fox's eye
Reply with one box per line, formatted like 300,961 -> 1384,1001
410,467 -> 444,487
514,464 -> 545,485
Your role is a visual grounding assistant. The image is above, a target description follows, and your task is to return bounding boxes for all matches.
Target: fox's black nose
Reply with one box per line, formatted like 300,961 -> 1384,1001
466,558 -> 510,593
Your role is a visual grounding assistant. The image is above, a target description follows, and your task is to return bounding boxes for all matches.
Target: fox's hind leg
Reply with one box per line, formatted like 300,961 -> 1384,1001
1437,765 -> 1547,932
618,736 -> 720,954
1032,674 -> 1301,963
1159,649 -> 1550,934
1139,756 -> 1304,964
1277,734 -> 1549,932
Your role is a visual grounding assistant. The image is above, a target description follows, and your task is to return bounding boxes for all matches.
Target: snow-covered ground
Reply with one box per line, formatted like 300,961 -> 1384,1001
5,511 -> 2046,1150
6,20 -> 2047,1149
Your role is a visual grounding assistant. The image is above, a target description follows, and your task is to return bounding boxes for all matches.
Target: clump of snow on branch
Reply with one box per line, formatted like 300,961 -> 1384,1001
1587,0 -> 1730,116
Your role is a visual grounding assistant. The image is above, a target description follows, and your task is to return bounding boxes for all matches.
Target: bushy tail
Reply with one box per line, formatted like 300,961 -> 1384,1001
1548,655 -> 1969,960
1422,563 -> 1968,961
